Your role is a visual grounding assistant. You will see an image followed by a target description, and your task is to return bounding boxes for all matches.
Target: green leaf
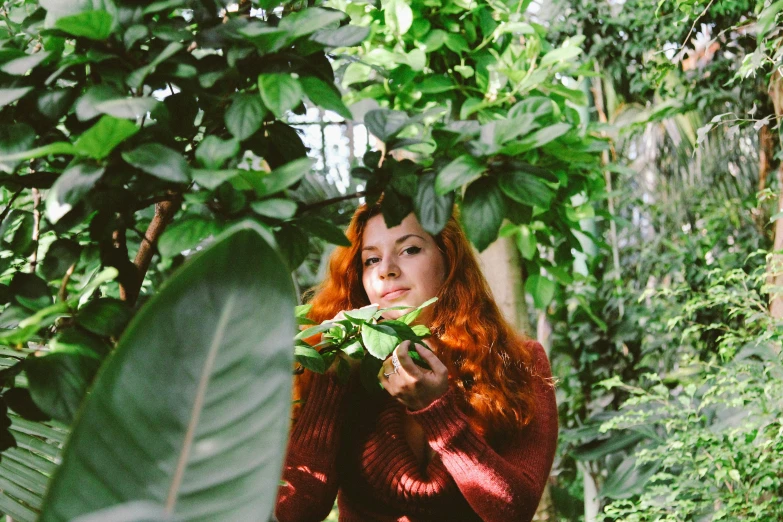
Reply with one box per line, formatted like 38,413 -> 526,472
311,25 -> 370,47
300,76 -> 352,120
600,455 -> 659,500
258,74 -> 303,119
94,98 -> 159,120
525,274 -> 555,310
294,322 -> 335,341
0,123 -> 35,174
49,328 -> 110,359
10,273 -> 52,312
435,155 -> 485,195
77,298 -> 132,338
294,345 -> 326,373
414,172 -> 454,235
0,52 -> 50,76
385,0 -> 413,35
250,199 -> 297,220
54,11 -> 114,40
274,223 -> 309,270
540,45 -> 582,67
225,94 -> 267,141
74,85 -> 123,121
0,142 -> 75,169
572,432 -> 646,461
344,304 -> 380,322
26,352 -> 100,424
365,109 -> 409,142
191,169 -> 240,190
500,123 -> 571,155
157,218 -> 223,258
461,178 -> 504,252
122,144 -> 189,183
40,222 -> 296,521
278,7 -> 346,38
361,322 -> 399,359
297,216 -> 350,246
74,116 -> 139,160
195,136 -> 240,170
45,162 -> 105,224
0,87 -> 32,108
261,157 -> 315,196
515,225 -> 536,260
41,239 -> 81,280
3,388 -> 50,422
498,169 -> 556,209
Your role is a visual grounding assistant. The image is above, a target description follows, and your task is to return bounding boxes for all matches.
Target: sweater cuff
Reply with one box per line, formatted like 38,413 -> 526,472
407,387 -> 481,454
290,372 -> 354,450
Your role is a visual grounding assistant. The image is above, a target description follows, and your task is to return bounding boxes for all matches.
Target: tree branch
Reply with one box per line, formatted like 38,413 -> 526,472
122,196 -> 181,306
29,188 -> 41,274
0,189 -> 23,224
298,191 -> 366,213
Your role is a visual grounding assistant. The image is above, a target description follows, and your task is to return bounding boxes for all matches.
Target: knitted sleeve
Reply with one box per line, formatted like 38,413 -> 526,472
407,341 -> 558,522
274,372 -> 355,522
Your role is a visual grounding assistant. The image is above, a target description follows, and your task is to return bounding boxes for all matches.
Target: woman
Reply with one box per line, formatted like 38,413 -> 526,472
275,203 -> 558,522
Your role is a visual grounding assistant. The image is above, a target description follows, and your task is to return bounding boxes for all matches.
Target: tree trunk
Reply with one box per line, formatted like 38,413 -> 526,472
766,72 -> 783,319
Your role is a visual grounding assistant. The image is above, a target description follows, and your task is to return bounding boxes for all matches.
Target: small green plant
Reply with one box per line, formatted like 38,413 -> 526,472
597,261 -> 783,521
293,298 -> 436,389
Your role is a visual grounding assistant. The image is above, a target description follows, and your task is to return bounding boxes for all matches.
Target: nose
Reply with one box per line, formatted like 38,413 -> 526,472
379,257 -> 399,279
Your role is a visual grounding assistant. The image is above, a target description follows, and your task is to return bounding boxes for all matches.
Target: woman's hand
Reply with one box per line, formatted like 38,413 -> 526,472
378,340 -> 449,411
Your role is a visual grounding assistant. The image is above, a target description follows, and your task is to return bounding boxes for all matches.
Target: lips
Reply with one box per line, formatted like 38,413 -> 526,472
382,288 -> 409,300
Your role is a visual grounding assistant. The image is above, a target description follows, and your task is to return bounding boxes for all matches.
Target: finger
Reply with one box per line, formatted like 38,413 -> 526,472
394,341 -> 423,378
415,343 -> 448,374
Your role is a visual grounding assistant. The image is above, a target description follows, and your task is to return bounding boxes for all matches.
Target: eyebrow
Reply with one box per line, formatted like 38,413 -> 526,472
361,234 -> 425,252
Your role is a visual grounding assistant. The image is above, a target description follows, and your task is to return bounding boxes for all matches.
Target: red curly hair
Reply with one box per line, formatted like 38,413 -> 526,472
294,203 -> 538,441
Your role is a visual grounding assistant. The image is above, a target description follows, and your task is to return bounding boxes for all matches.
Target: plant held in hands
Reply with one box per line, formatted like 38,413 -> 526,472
293,298 -> 437,389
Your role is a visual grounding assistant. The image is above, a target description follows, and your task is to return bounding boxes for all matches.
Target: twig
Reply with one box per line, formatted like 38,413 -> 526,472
675,0 -> 716,61
29,188 -> 41,274
298,191 -> 366,213
58,263 -> 76,302
135,194 -> 177,210
122,196 -> 182,305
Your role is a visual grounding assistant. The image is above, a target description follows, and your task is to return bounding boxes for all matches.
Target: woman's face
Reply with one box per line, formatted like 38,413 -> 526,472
361,213 -> 446,323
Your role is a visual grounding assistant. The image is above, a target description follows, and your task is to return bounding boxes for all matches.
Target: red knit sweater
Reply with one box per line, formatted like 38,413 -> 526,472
275,341 -> 558,522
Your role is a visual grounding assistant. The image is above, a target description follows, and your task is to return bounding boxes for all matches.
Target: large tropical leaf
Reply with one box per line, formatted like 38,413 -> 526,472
40,221 -> 297,521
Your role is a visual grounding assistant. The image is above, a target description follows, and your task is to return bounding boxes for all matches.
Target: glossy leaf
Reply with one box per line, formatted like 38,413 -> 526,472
54,11 -> 114,40
40,222 -> 297,521
74,116 -> 139,160
525,274 -> 555,310
45,162 -> 105,224
461,178 -> 505,252
122,144 -> 189,183
435,155 -> 485,195
258,74 -> 303,119
414,172 -> 454,235
224,94 -> 267,141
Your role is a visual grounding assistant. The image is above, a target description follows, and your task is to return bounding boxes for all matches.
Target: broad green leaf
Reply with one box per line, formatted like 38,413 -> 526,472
0,123 -> 35,174
3,388 -> 49,422
297,216 -> 350,246
344,304 -> 380,322
46,162 -> 105,224
49,329 -> 110,359
414,172 -> 454,235
260,157 -> 315,196
278,7 -> 346,38
435,155 -> 485,195
191,169 -> 240,190
258,74 -> 303,119
0,142 -> 75,169
0,87 -> 32,108
311,25 -> 370,47
600,455 -> 660,500
498,169 -> 556,209
572,431 -> 646,461
157,218 -> 223,258
300,76 -> 351,120
250,199 -> 297,220
294,345 -> 325,373
41,239 -> 81,280
26,352 -> 100,424
1,52 -> 50,75
74,116 -> 139,160
361,322 -> 399,359
10,273 -> 52,312
122,144 -> 189,183
385,0 -> 413,35
195,136 -> 240,170
294,322 -> 335,341
40,222 -> 297,521
74,85 -> 123,121
365,109 -> 409,142
77,298 -> 132,338
515,225 -> 537,260
94,98 -> 158,120
143,0 -> 185,15
274,223 -> 309,270
54,11 -> 114,40
225,94 -> 267,141
540,45 -> 582,67
461,178 -> 505,252
525,274 -> 555,310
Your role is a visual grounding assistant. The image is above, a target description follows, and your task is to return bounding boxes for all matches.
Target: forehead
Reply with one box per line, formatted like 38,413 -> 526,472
362,213 -> 431,247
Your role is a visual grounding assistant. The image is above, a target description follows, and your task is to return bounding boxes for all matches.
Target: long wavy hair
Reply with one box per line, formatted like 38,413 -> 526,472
293,203 -> 538,441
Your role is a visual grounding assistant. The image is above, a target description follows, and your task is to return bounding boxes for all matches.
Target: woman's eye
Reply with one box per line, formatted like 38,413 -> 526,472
364,257 -> 380,266
403,246 -> 421,255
